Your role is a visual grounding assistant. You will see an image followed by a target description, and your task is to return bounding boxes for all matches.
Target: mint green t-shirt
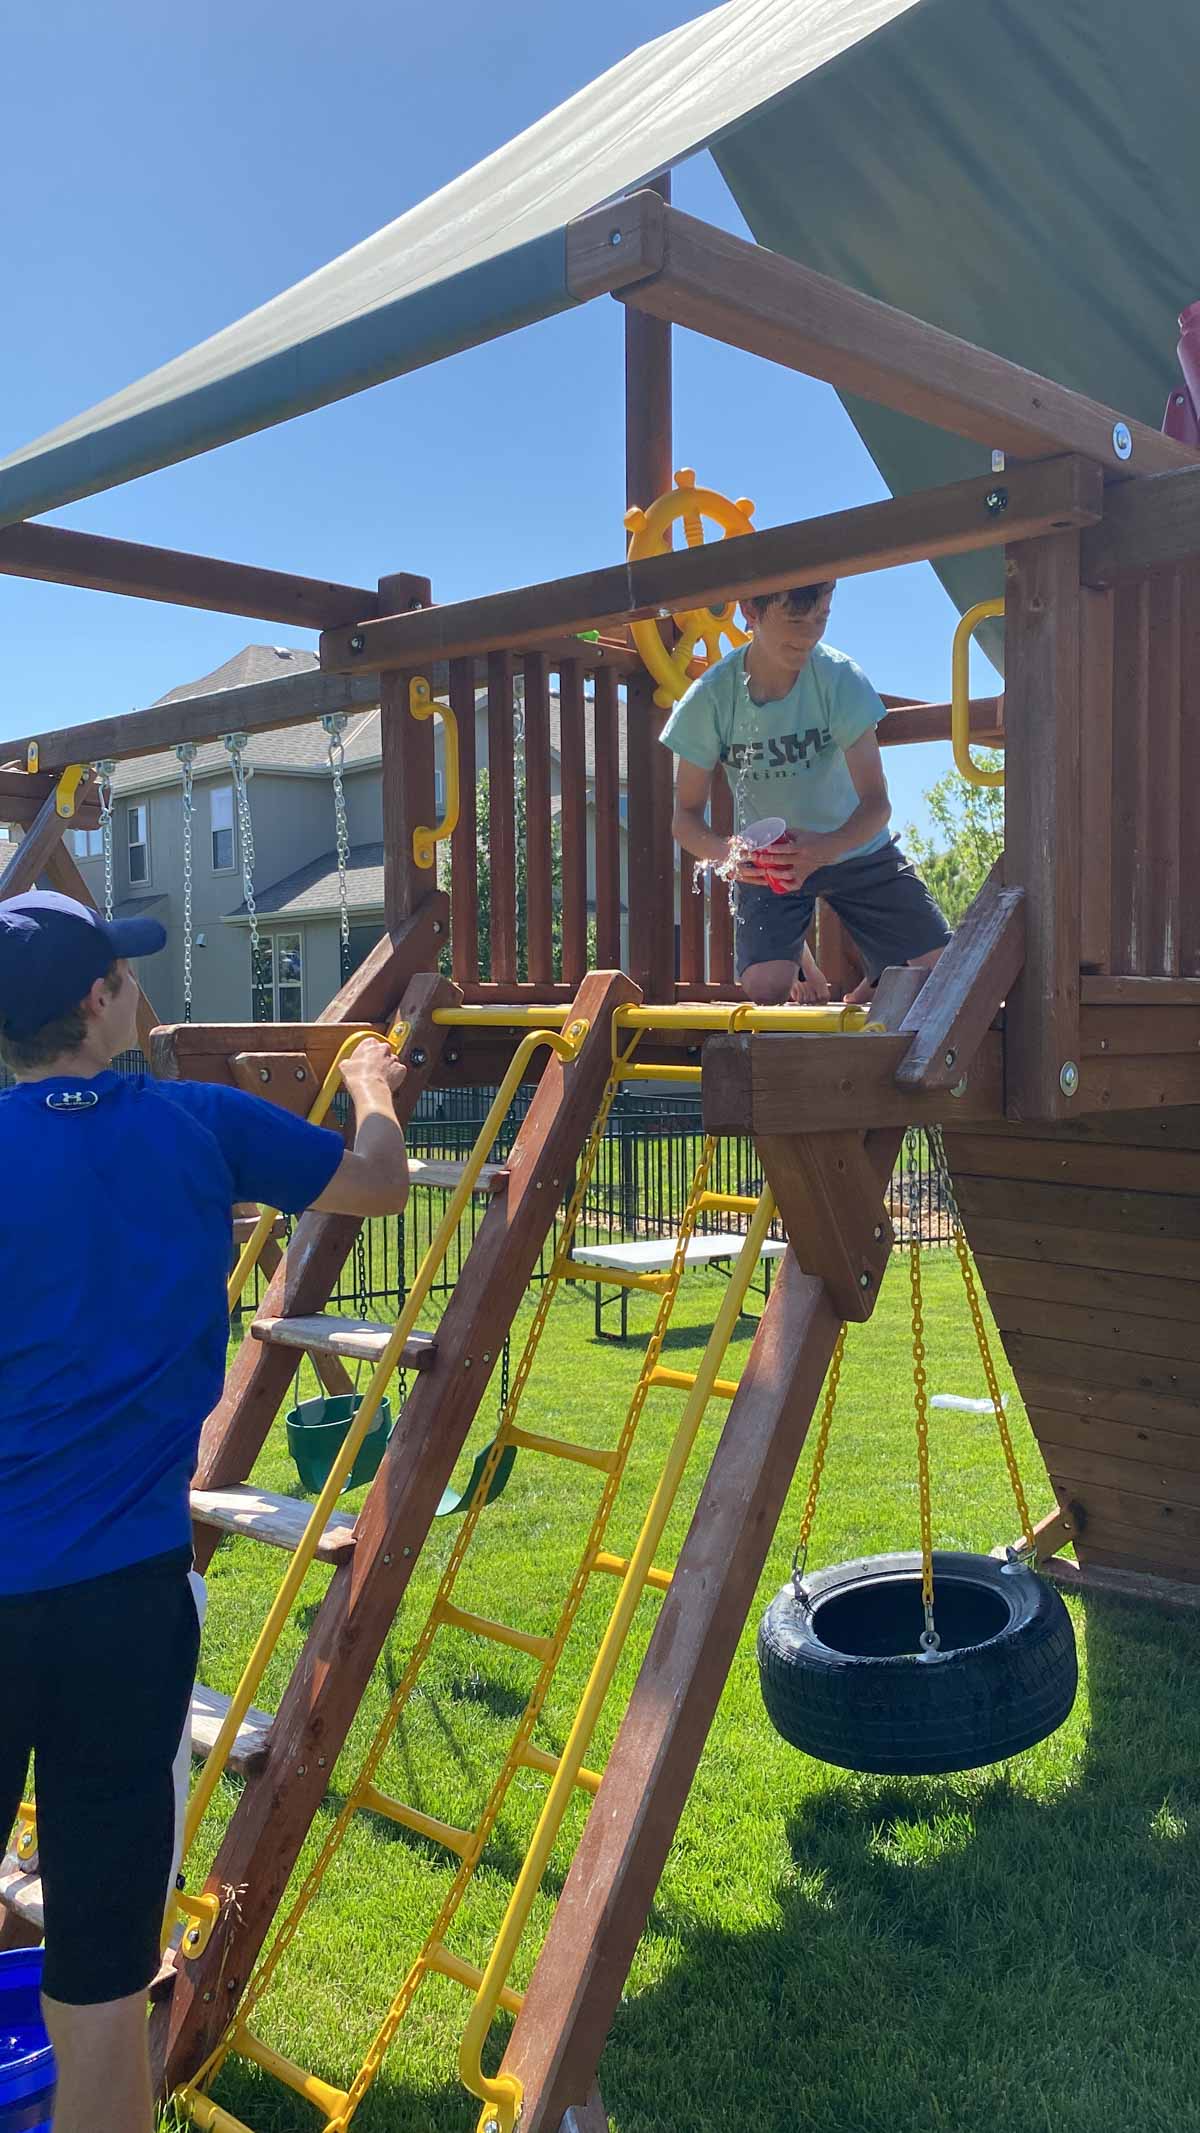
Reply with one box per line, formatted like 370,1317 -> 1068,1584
659,641 -> 889,861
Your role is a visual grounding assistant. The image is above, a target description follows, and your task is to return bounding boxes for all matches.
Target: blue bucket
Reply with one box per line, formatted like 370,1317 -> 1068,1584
0,1948 -> 55,2133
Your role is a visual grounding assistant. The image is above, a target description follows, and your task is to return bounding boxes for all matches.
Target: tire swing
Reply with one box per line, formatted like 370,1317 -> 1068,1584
758,1130 -> 1077,1776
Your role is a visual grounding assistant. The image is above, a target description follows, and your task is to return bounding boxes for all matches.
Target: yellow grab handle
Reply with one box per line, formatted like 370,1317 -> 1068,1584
409,675 -> 460,868
55,764 -> 88,818
951,599 -> 1005,788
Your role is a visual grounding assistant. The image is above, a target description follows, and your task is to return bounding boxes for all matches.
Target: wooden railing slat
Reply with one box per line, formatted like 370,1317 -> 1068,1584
523,651 -> 554,985
558,659 -> 589,987
591,667 -> 623,969
449,657 -> 479,984
487,650 -> 518,985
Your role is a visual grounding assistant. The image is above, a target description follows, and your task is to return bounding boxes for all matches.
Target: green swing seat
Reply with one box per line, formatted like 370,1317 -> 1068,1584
285,1392 -> 516,1517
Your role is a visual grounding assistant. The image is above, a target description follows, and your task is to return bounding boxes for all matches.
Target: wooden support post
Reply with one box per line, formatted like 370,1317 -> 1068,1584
894,874 -> 1025,1092
757,1131 -> 893,1320
1003,530 -> 1083,1122
499,1131 -> 902,2130
625,174 -> 675,1002
163,972 -> 638,2090
379,570 -> 436,937
0,779 -> 74,896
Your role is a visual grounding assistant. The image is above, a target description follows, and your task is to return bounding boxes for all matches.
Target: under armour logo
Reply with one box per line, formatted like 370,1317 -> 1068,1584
45,1090 -> 100,1112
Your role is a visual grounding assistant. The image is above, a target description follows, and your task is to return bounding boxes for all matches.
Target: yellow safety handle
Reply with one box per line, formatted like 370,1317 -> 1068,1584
951,599 -> 1005,788
54,764 -> 88,818
410,675 -> 459,869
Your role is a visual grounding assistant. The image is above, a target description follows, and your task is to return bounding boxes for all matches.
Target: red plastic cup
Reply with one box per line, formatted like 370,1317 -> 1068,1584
741,816 -> 791,894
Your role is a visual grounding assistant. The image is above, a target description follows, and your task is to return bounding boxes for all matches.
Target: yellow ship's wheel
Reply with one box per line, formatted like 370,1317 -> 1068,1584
624,467 -> 756,707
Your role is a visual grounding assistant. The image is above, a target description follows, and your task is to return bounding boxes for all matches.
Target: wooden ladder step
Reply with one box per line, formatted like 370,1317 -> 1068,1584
190,1485 -> 358,1565
232,1213 -> 287,1244
408,1156 -> 508,1194
190,1683 -> 274,1776
251,1315 -> 437,1368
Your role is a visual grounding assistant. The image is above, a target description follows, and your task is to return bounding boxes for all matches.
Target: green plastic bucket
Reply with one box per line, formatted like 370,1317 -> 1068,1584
285,1393 -> 394,1496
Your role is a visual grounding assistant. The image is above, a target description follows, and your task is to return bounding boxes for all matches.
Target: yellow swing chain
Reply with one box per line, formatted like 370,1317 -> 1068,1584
907,1179 -> 939,1654
926,1125 -> 1036,1554
792,1323 -> 848,1591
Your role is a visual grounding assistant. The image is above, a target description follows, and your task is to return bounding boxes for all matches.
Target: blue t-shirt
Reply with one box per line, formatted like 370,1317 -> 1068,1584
659,641 -> 890,860
0,1072 -> 343,1595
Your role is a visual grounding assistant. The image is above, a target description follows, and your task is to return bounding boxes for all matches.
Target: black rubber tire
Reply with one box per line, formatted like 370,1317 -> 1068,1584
757,1550 -> 1077,1775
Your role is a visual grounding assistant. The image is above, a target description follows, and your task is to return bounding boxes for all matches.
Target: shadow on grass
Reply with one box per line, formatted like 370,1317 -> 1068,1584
316,1597 -> 1200,2133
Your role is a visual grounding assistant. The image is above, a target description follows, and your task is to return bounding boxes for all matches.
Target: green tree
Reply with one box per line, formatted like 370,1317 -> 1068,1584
904,755 -> 1004,928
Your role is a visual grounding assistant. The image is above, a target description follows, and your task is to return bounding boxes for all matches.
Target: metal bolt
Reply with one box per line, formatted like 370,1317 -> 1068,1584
185,1928 -> 201,1948
445,1047 -> 461,1065
984,487 -> 1008,515
403,1545 -> 412,1557
203,1991 -> 213,2003
259,1066 -> 270,1083
1059,1059 -> 1080,1097
409,1046 -> 427,1067
297,1765 -> 306,1776
991,448 -> 1006,473
858,1272 -> 871,1289
873,1224 -> 885,1241
949,1076 -> 968,1099
382,1553 -> 392,1565
432,920 -> 443,935
484,2121 -> 501,2133
318,1756 -> 326,1768
609,228 -> 623,247
1099,1037 -> 1109,1051
944,1048 -> 957,1068
294,1067 -> 306,1081
482,1351 -> 492,1364
1112,421 -> 1133,461
348,632 -> 365,654
464,1357 -> 473,1369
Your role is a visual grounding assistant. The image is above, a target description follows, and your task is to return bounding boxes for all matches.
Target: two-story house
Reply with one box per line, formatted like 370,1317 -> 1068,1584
57,644 -> 635,1023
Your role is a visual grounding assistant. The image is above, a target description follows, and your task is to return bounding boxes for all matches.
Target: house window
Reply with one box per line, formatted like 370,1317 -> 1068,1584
72,828 -> 105,858
211,784 -> 235,872
253,931 -> 304,1022
127,803 -> 150,885
347,924 -> 384,976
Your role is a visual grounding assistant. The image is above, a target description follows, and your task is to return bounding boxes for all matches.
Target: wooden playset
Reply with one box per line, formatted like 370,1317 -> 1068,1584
2,173 -> 1200,2133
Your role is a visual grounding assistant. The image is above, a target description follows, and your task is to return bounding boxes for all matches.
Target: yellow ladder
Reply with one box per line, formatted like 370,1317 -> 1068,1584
177,1046 -> 777,2133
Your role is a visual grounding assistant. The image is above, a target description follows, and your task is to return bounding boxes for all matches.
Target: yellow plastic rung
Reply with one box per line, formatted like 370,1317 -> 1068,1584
438,1602 -> 554,1662
698,1190 -> 762,1216
234,2029 -> 349,2117
516,1741 -> 603,1798
177,2096 -> 255,2133
617,1062 -> 702,1083
357,1782 -> 476,1859
506,1426 -> 619,1473
647,1364 -> 738,1401
425,1939 -> 524,2017
591,1549 -> 672,1594
561,1262 -> 673,1293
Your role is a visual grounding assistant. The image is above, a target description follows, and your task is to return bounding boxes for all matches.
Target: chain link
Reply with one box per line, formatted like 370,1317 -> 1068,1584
926,1126 -> 1036,1553
792,1322 -> 848,1592
94,761 -> 115,922
224,734 -> 263,1014
177,745 -> 196,1022
907,1129 -> 939,1652
323,714 -> 352,982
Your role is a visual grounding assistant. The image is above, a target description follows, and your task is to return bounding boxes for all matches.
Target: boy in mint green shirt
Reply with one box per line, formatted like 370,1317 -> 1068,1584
661,581 -> 949,1004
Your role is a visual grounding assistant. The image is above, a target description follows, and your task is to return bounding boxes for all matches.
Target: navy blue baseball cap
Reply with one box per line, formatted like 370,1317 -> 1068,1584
0,890 -> 166,1038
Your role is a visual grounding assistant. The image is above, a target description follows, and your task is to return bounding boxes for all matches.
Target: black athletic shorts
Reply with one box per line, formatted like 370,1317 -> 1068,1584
0,1546 -> 199,2004
735,837 -> 951,981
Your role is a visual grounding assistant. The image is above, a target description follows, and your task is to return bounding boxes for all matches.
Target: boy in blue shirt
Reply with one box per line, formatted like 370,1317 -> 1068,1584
663,581 -> 949,1003
0,891 -> 410,2133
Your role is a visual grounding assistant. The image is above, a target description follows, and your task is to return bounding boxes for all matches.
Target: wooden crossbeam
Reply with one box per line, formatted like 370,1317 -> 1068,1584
0,769 -> 101,829
757,1130 -> 892,1319
895,875 -> 1025,1092
0,519 -> 410,628
879,696 -> 1003,749
318,458 -> 1102,674
702,1029 -> 1005,1135
586,197 -> 1196,479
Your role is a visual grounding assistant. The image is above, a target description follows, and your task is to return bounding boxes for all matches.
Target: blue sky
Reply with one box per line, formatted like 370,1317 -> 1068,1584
1,0 -> 997,838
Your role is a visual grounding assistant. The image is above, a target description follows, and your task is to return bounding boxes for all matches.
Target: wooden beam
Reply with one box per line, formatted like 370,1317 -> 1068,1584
0,518 -> 413,628
702,1029 -> 1005,1135
878,697 -> 1003,749
380,574 -> 437,935
895,876 -> 1025,1091
1003,531 -> 1083,1121
595,198 -> 1195,477
0,769 -> 100,828
0,781 -> 72,895
163,972 -> 639,2092
1081,466 -> 1200,583
318,458 -> 1102,675
1041,1557 -> 1200,1610
498,1126 -> 902,2131
756,1130 -> 893,1319
0,664 -> 385,777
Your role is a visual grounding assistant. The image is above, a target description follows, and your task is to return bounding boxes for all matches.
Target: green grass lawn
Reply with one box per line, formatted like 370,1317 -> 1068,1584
184,1251 -> 1200,2133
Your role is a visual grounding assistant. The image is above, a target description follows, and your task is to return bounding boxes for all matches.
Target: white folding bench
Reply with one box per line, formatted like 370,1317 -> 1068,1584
566,1232 -> 788,1339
